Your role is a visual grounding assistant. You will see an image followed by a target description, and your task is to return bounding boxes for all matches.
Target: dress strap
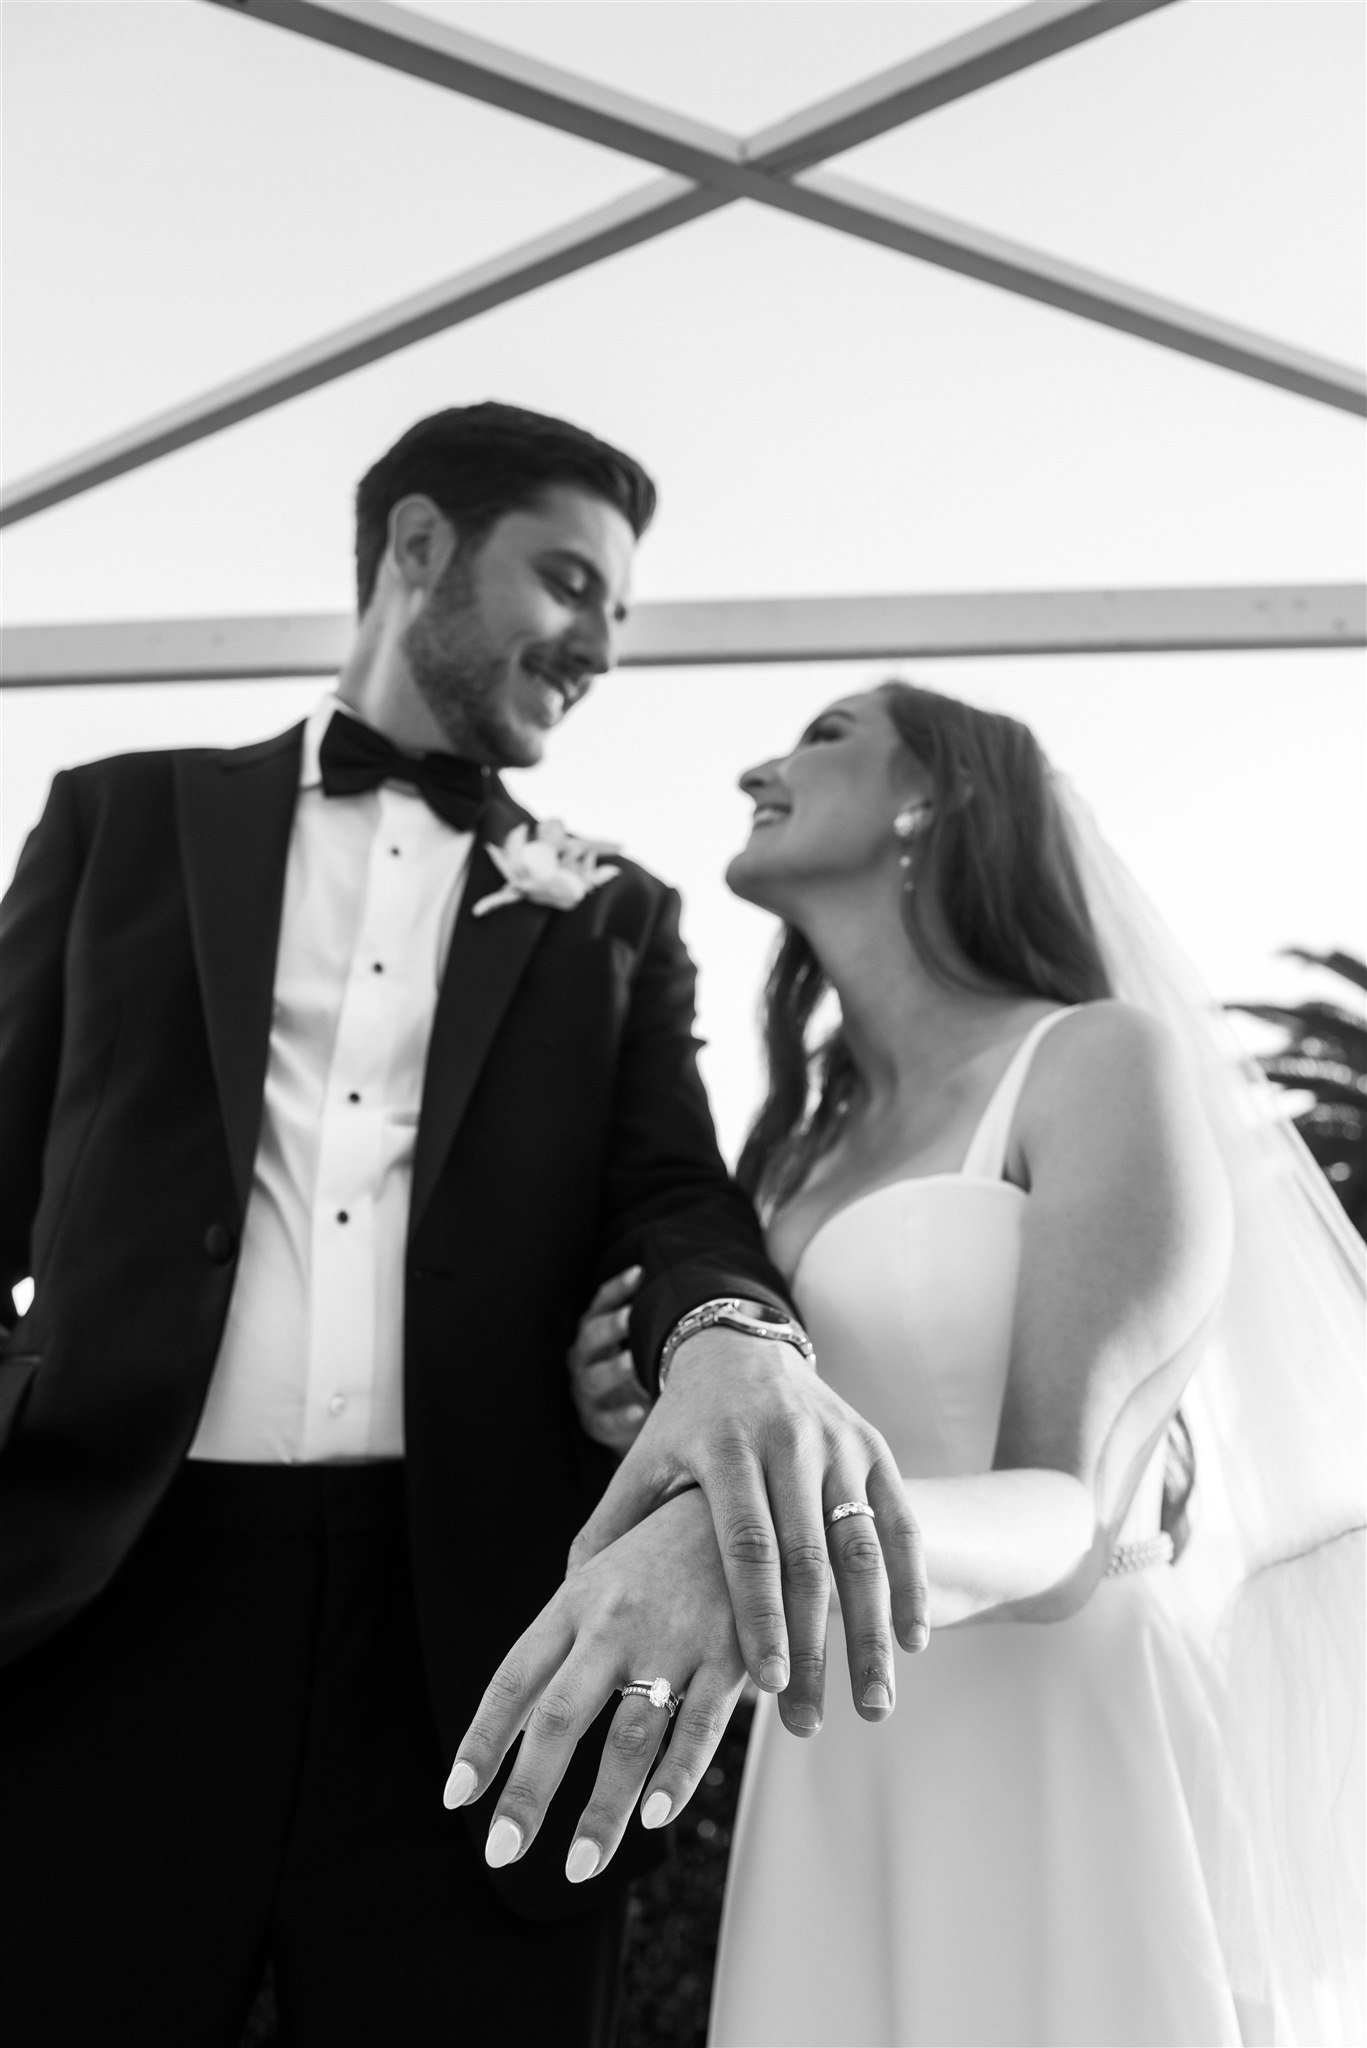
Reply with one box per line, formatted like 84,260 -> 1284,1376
958,1008 -> 1077,1181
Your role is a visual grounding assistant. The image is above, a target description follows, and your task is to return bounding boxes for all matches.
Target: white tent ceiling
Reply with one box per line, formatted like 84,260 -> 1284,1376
4,0 -> 1363,619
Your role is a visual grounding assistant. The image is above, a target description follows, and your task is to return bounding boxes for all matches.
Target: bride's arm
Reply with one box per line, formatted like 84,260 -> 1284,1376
909,1000 -> 1232,1631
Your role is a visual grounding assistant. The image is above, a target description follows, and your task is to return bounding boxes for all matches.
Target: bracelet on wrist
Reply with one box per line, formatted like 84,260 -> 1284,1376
657,1298 -> 815,1392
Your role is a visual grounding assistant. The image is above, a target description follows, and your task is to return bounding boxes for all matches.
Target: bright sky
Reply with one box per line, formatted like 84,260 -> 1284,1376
3,0 -> 1364,1156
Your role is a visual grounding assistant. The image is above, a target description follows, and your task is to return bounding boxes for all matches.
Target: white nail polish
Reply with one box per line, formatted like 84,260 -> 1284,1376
443,1759 -> 477,1809
641,1791 -> 672,1830
484,1816 -> 523,1867
565,1837 -> 601,1884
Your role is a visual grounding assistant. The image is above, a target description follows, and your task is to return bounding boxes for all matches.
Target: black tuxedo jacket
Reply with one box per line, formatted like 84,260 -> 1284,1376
0,722 -> 790,1915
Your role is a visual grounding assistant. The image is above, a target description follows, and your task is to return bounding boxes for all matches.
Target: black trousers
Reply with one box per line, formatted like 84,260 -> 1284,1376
0,1463 -> 626,2048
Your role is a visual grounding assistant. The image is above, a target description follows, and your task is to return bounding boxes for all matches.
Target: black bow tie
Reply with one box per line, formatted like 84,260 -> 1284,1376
318,711 -> 491,833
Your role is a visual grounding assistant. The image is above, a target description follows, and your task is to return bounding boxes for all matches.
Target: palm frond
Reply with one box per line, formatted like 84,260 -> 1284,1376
1228,950 -> 1367,1242
1281,947 -> 1367,993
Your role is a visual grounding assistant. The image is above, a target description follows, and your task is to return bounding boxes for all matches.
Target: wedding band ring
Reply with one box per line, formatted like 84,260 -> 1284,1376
619,1678 -> 683,1718
825,1500 -> 876,1533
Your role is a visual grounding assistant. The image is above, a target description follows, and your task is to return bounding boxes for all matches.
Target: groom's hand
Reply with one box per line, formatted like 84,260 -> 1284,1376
570,1326 -> 928,1735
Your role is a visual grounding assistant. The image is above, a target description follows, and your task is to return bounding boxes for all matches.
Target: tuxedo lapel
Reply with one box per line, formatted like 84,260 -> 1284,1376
175,727 -> 302,1214
410,789 -> 552,1233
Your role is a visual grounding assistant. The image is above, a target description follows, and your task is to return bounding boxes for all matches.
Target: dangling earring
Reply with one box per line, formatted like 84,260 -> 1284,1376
892,803 -> 929,890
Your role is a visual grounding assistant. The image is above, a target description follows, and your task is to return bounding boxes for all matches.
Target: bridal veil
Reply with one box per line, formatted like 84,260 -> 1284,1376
1058,783 -> 1365,2046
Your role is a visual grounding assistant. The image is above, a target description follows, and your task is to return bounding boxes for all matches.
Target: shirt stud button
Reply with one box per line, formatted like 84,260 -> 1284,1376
203,1224 -> 235,1264
327,1394 -> 347,1418
347,1091 -> 360,1104
372,961 -> 384,974
336,1210 -> 349,1224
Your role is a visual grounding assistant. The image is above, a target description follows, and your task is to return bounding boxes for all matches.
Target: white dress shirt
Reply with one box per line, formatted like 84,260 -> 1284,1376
188,693 -> 475,1463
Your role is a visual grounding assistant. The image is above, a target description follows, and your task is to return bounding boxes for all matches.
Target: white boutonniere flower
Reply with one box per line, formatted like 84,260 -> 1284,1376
473,820 -> 622,918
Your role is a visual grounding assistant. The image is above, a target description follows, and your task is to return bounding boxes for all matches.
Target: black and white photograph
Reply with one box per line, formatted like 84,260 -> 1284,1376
1,3 -> 1364,2044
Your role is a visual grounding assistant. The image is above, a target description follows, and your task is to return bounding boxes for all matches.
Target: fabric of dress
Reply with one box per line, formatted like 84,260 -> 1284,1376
709,1008 -> 1248,2048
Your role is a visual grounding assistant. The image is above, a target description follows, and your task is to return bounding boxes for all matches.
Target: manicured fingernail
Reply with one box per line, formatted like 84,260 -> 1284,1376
909,1623 -> 930,1653
787,1705 -> 821,1733
861,1681 -> 892,1712
626,1265 -> 643,1280
484,1816 -> 523,1868
759,1656 -> 789,1691
641,1791 -> 672,1830
565,1838 -> 601,1884
443,1759 -> 477,1809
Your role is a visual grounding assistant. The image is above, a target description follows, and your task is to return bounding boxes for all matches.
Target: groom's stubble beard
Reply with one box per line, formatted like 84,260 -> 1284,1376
403,547 -> 535,769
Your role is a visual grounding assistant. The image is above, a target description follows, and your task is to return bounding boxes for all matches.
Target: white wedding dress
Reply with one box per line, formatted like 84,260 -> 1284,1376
709,1008 -> 1247,2048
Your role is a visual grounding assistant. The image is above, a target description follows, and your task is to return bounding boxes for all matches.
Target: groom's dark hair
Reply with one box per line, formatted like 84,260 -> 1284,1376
353,402 -> 657,613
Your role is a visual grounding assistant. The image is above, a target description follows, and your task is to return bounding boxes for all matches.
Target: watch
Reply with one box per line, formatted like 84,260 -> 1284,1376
657,1297 -> 815,1391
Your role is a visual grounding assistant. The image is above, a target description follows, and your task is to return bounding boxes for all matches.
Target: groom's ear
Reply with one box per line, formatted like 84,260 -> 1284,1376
386,494 -> 458,596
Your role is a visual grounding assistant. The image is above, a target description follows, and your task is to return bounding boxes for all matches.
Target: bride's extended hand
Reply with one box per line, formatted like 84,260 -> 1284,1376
443,1487 -> 746,1885
568,1267 -> 652,1454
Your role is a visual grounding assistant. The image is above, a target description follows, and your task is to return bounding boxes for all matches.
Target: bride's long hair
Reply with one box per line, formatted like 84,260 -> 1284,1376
736,681 -> 1111,1208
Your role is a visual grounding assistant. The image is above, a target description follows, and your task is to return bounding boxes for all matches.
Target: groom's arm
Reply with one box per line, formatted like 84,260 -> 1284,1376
590,881 -> 794,1375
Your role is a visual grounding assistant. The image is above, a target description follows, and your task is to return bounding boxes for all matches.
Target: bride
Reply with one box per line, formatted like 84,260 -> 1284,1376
567,681 -> 1364,2047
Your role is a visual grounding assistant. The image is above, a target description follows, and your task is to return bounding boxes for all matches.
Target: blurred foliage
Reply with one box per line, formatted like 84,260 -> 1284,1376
1230,947 -> 1367,1240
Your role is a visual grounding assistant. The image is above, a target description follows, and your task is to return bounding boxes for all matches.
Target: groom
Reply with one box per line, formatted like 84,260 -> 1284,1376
0,403 -> 917,2047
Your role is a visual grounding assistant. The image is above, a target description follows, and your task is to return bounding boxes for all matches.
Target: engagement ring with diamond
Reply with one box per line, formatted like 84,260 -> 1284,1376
619,1678 -> 683,1717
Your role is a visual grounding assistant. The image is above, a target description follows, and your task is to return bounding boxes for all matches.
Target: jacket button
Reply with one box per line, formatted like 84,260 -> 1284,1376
203,1224 -> 236,1264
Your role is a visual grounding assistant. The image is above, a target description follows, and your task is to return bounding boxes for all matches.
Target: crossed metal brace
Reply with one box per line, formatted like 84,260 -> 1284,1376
3,0 -> 1363,535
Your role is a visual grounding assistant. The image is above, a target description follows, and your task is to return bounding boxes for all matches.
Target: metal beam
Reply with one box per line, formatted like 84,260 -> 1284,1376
5,586 -> 1362,687
204,0 -> 752,186
785,174 -> 1367,415
6,170 -> 1359,539
0,178 -> 724,528
218,0 -> 1363,412
624,584 -> 1367,663
4,0 -> 1362,531
744,0 -> 1178,171
205,0 -> 1175,189
2,614 -> 354,687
